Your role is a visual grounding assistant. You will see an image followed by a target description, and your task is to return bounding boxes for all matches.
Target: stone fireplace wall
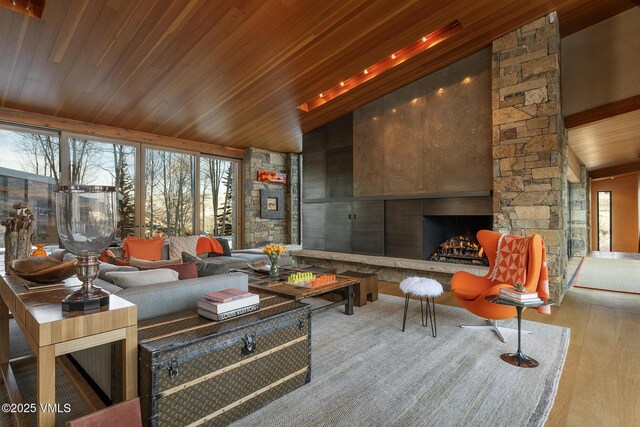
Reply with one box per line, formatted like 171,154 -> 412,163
491,12 -> 569,301
243,147 -> 300,248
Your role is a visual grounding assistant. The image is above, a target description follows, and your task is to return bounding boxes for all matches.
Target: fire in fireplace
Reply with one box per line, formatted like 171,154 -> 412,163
429,235 -> 488,265
422,214 -> 492,265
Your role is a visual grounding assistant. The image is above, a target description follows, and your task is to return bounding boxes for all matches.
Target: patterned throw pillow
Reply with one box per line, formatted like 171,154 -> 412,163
169,235 -> 200,260
490,234 -> 531,285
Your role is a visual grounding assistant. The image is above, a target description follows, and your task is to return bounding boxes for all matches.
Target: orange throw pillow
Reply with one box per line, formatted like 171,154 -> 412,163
196,236 -> 224,256
98,249 -> 115,263
122,236 -> 164,261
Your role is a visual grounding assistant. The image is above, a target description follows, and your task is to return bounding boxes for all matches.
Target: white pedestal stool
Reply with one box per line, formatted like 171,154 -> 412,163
400,277 -> 443,337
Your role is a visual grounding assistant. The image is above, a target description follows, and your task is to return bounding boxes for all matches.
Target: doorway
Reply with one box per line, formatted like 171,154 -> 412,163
596,190 -> 612,252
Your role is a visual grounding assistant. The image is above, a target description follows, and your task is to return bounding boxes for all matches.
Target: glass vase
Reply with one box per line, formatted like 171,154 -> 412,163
55,185 -> 117,311
269,255 -> 280,278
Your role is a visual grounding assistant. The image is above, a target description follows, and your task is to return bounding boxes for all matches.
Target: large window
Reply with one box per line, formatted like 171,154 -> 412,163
68,137 -> 137,239
145,148 -> 195,237
0,123 -> 241,248
200,157 -> 237,245
0,127 -> 60,248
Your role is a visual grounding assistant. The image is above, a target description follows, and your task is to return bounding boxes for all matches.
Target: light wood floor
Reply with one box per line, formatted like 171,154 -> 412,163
379,281 -> 640,427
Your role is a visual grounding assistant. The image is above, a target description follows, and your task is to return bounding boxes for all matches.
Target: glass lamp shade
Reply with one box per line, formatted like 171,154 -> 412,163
54,185 -> 117,311
55,185 -> 117,256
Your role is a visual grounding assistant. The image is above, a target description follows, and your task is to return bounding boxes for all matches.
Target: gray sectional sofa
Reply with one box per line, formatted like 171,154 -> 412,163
50,242 -> 294,399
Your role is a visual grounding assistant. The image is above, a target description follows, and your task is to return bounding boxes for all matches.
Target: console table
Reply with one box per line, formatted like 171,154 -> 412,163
0,274 -> 138,427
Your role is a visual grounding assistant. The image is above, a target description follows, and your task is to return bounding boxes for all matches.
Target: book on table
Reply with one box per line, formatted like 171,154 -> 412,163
198,292 -> 260,314
499,287 -> 540,300
497,293 -> 543,305
198,303 -> 260,321
204,288 -> 252,303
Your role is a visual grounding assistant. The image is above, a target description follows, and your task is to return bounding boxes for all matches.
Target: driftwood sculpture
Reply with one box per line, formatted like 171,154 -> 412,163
2,203 -> 35,272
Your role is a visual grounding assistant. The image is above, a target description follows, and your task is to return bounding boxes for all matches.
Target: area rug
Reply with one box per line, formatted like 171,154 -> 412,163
574,256 -> 640,294
233,294 -> 569,427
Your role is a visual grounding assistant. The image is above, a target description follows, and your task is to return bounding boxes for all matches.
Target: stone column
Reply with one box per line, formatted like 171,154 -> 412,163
491,12 -> 569,301
286,154 -> 301,244
242,148 -> 300,248
569,166 -> 589,257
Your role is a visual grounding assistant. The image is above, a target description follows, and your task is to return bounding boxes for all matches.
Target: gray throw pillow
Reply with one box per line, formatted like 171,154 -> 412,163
106,269 -> 179,289
182,252 -> 229,276
49,248 -> 69,261
208,238 -> 232,257
98,262 -> 139,283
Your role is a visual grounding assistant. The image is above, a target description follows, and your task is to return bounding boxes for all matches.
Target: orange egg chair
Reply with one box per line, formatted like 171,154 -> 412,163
450,230 -> 543,342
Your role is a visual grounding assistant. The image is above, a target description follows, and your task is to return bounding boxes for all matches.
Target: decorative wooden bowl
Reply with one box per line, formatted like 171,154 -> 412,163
11,256 -> 77,283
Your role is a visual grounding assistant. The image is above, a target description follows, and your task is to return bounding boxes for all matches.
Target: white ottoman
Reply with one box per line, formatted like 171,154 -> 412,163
399,277 -> 443,337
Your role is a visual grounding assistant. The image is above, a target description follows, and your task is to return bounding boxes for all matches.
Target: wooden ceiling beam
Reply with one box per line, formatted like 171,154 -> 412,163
565,95 -> 640,129
589,161 -> 640,180
0,106 -> 244,159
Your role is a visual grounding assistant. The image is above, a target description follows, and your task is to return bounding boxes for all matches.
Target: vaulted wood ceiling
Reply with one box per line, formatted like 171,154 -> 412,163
569,109 -> 640,171
0,0 -> 635,153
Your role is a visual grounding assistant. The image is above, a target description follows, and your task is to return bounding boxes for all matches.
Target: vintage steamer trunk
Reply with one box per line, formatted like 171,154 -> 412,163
138,294 -> 311,426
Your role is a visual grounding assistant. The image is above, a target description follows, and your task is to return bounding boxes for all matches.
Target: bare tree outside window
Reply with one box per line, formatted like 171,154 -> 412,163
200,157 -> 234,240
68,138 -> 136,239
146,149 -> 194,237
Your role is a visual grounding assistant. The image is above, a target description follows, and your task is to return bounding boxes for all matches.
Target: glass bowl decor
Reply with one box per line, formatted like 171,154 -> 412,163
55,185 -> 117,311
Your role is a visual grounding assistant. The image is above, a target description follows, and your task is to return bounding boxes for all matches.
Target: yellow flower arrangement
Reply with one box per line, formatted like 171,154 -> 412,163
263,244 -> 287,278
263,244 -> 287,257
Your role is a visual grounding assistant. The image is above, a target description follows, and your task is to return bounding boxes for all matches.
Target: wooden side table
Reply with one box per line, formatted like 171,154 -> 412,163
339,271 -> 378,307
0,274 -> 138,427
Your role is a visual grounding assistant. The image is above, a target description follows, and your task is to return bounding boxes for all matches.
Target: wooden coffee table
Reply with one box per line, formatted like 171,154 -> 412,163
244,269 -> 359,315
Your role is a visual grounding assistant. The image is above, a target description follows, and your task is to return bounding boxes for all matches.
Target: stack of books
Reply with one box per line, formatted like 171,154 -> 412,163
197,288 -> 260,321
498,287 -> 543,305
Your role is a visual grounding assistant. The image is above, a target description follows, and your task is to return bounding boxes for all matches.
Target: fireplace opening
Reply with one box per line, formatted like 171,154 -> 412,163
423,215 -> 492,265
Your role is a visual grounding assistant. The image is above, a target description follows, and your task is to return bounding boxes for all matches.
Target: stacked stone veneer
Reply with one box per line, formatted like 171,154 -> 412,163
492,12 -> 569,301
243,148 -> 300,248
569,166 -> 589,257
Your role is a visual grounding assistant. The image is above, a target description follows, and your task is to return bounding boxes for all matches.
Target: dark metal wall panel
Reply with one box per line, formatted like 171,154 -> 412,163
351,201 -> 384,255
302,126 -> 326,200
421,196 -> 493,216
325,113 -> 353,198
385,200 -> 423,259
302,203 -> 326,250
324,202 -> 352,253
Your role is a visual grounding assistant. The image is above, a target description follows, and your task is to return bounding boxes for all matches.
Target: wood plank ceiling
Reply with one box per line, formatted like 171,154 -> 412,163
568,109 -> 640,171
0,0 -> 635,153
